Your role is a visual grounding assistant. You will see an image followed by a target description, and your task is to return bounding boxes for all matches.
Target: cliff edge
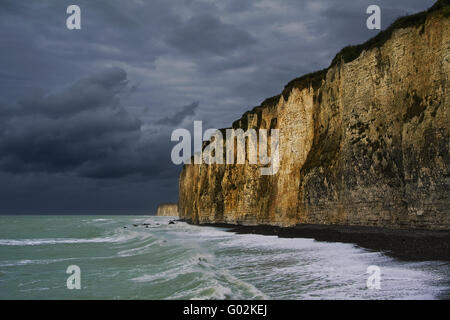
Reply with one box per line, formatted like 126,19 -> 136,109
179,1 -> 450,230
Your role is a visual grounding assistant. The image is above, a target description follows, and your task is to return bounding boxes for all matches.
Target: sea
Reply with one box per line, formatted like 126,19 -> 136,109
0,215 -> 448,300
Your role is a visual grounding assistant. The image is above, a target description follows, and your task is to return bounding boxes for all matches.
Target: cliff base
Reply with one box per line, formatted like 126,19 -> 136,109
182,220 -> 450,261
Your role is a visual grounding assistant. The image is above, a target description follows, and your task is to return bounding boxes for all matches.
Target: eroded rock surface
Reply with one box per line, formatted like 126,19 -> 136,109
156,203 -> 179,217
179,2 -> 449,230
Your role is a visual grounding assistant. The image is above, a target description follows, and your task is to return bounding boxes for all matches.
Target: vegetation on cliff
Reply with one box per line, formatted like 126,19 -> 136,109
236,0 -> 450,116
179,1 -> 449,230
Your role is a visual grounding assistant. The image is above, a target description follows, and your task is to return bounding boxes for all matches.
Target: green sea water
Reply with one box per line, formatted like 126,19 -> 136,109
0,215 -> 448,299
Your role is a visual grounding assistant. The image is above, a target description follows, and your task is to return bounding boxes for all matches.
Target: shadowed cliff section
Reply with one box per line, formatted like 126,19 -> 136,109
179,1 -> 450,230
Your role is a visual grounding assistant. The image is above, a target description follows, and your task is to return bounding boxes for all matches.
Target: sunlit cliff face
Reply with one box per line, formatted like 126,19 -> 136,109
179,7 -> 450,230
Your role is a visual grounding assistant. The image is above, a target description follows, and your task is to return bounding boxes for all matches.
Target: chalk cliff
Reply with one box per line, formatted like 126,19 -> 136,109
156,203 -> 179,217
179,1 -> 450,230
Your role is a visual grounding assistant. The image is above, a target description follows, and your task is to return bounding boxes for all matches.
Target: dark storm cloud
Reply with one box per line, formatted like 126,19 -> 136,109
156,101 -> 199,126
165,14 -> 257,56
0,0 -> 438,213
16,68 -> 130,118
0,68 -> 175,180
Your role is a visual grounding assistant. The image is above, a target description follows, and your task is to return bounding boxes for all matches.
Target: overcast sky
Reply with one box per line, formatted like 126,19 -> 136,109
0,0 -> 435,214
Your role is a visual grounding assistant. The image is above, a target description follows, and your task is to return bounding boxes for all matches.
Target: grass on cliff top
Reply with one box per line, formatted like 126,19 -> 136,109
230,0 -> 449,129
329,0 -> 449,68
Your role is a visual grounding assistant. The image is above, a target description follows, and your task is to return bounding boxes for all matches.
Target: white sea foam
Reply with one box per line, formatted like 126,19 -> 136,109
0,258 -> 77,267
0,216 -> 448,300
0,235 -> 132,246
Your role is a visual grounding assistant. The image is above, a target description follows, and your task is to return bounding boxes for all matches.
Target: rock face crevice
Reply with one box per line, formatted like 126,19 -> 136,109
179,2 -> 449,230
